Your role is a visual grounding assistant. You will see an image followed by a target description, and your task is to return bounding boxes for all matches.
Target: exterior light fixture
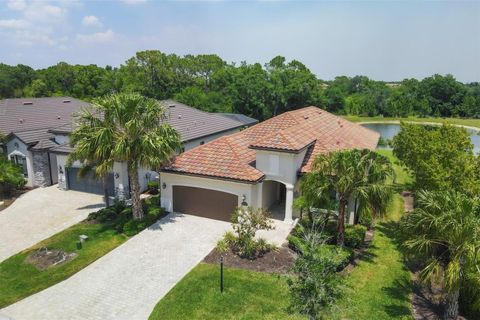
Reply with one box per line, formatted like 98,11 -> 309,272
114,173 -> 120,179
58,165 -> 63,174
241,194 -> 248,207
162,182 -> 167,190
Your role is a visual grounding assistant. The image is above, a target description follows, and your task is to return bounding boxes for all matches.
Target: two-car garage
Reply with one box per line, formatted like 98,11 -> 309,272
172,186 -> 238,221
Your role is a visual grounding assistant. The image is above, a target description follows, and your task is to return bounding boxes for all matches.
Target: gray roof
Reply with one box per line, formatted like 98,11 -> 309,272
31,138 -> 58,151
51,100 -> 252,143
162,100 -> 248,142
49,143 -> 73,154
0,97 -> 89,135
11,128 -> 53,145
3,97 -> 254,153
217,113 -> 258,126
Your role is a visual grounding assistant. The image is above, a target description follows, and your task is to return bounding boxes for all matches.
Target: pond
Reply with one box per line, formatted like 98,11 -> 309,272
360,122 -> 480,154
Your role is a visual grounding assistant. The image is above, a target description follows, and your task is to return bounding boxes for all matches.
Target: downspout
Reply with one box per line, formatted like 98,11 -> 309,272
47,152 -> 53,186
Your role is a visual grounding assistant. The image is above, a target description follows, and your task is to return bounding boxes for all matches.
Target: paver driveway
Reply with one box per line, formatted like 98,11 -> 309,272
1,213 -> 230,320
0,185 -> 103,263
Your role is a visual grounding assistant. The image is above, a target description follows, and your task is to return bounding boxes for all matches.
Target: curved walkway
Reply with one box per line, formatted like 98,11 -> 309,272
0,186 -> 104,263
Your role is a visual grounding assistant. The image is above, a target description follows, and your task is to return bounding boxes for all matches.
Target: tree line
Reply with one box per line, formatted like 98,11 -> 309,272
1,50 -> 479,120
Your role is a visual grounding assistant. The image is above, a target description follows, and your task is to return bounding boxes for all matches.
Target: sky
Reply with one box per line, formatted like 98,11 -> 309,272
0,0 -> 479,82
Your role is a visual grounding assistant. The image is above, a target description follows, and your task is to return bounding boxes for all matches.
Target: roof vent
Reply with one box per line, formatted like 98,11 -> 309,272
19,118 -> 24,123
57,116 -> 61,120
168,104 -> 176,108
23,101 -> 33,105
63,99 -> 71,103
178,114 -> 182,119
303,115 -> 309,120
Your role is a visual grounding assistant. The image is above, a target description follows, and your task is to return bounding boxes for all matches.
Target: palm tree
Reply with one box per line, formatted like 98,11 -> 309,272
68,93 -> 181,220
307,149 -> 393,246
400,190 -> 480,320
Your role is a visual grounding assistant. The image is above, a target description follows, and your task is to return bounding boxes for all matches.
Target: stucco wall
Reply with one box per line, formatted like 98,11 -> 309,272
159,172 -> 255,212
54,134 -> 69,145
255,148 -> 307,187
262,180 -> 279,209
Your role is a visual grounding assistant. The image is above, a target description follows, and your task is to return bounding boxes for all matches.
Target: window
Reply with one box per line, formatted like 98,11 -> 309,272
10,155 -> 28,177
200,141 -> 205,145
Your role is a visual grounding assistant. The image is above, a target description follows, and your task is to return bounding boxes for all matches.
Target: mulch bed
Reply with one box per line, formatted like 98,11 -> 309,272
203,243 -> 297,274
25,247 -> 77,271
0,188 -> 32,212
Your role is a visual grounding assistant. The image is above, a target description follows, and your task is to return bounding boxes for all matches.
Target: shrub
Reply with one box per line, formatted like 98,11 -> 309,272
216,239 -> 229,253
288,223 -> 344,319
123,220 -> 138,236
0,157 -> 26,197
344,225 -> 367,249
147,181 -> 159,195
220,207 -> 275,259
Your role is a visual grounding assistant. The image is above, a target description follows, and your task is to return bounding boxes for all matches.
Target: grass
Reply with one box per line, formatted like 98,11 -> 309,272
344,115 -> 480,129
0,222 -> 127,308
149,263 -> 304,320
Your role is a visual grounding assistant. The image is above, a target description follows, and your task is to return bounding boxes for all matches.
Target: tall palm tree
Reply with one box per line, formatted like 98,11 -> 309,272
308,149 -> 393,246
400,190 -> 480,320
68,93 -> 181,220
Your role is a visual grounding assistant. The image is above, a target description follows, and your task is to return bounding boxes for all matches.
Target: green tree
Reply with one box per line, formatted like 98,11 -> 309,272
0,157 -> 26,198
25,79 -> 49,97
68,93 -> 181,220
399,190 -> 480,320
391,123 -> 477,193
305,149 -> 393,246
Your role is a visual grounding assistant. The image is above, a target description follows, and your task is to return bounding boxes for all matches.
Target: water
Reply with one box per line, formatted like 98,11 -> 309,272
361,122 -> 480,155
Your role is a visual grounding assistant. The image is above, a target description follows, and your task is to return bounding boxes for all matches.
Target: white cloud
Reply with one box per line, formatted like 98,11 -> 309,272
76,29 -> 115,43
120,0 -> 147,5
82,15 -> 102,27
24,3 -> 66,23
0,19 -> 29,29
7,0 -> 26,11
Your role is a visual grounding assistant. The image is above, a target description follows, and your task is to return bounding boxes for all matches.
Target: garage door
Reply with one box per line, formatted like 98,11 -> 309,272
173,186 -> 238,221
67,168 -> 115,196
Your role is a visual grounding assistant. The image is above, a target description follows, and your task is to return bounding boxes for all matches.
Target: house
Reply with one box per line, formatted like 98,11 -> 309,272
0,97 -> 90,188
0,97 -> 257,195
160,106 -> 380,223
50,100 -> 258,196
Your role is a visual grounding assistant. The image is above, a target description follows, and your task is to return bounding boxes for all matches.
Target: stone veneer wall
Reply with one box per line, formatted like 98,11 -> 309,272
31,151 -> 52,187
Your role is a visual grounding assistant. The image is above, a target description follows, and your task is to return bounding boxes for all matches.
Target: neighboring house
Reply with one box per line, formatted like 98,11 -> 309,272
51,100 -> 258,197
0,97 -> 89,188
160,106 -> 380,223
0,97 -> 257,195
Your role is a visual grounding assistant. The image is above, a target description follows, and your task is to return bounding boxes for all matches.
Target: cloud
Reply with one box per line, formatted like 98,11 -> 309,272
0,1 -> 70,47
82,15 -> 102,27
76,29 -> 115,43
120,0 -> 147,5
0,19 -> 29,29
7,0 -> 26,11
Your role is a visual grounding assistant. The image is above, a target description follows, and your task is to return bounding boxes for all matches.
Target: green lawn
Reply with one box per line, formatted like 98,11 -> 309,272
0,221 -> 127,308
149,263 -> 304,320
344,115 -> 480,129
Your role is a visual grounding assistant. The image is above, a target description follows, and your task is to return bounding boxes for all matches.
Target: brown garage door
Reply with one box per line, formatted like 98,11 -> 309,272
173,186 -> 238,221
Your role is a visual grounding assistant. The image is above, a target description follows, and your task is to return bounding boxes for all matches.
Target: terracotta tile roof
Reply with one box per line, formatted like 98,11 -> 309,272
163,107 -> 380,183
